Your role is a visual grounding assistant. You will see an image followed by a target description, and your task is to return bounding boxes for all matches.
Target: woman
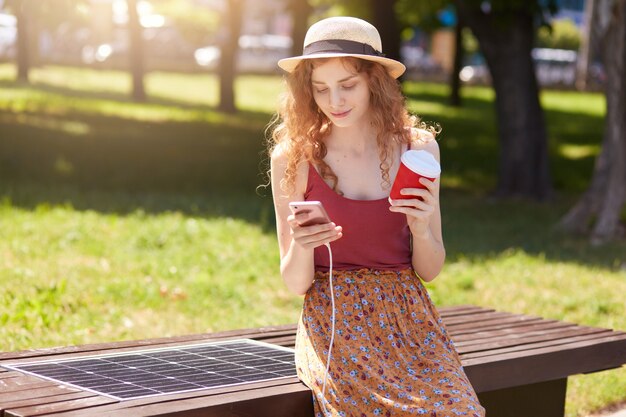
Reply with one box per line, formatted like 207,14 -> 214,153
268,16 -> 484,417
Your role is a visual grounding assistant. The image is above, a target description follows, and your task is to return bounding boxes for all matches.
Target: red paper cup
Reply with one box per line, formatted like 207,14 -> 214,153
390,150 -> 441,199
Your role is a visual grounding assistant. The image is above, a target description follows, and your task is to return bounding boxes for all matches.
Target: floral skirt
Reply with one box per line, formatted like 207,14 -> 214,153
295,268 -> 485,417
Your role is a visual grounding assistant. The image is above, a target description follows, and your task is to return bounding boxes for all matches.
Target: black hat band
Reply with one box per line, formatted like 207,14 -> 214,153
303,39 -> 385,57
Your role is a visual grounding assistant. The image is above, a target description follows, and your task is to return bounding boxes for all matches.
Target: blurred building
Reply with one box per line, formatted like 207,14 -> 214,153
555,0 -> 585,25
417,0 -> 598,88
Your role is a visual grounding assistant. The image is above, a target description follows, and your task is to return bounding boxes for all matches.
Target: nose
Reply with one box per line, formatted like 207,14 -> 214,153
329,88 -> 344,109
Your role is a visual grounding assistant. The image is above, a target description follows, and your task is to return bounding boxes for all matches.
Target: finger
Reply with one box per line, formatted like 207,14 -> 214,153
298,227 -> 343,249
400,189 -> 438,207
389,204 -> 433,217
390,196 -> 433,211
419,177 -> 437,189
292,223 -> 340,239
289,214 -> 335,229
421,179 -> 440,198
326,229 -> 343,244
398,188 -> 431,199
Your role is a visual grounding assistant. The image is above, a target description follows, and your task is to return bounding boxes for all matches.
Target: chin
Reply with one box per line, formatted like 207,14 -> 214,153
331,119 -> 354,128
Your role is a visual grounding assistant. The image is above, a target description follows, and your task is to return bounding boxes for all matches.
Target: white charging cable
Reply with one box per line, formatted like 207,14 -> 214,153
320,242 -> 335,417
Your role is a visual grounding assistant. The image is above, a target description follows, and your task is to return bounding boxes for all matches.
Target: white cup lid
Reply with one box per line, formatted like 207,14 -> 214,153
401,150 -> 441,177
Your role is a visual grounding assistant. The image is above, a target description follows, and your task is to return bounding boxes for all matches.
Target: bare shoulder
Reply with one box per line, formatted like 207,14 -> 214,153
409,128 -> 440,161
270,141 -> 288,165
270,142 -> 308,197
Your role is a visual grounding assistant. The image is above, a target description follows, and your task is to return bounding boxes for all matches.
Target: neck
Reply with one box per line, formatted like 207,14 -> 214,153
326,121 -> 377,154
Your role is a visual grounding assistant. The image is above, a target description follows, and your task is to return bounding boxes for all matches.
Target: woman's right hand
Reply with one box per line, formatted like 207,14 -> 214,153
287,214 -> 342,250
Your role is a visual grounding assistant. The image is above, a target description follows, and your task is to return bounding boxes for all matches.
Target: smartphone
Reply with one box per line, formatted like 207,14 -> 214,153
288,201 -> 332,227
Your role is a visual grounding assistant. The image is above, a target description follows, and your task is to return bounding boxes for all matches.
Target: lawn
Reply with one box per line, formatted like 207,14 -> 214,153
0,63 -> 624,416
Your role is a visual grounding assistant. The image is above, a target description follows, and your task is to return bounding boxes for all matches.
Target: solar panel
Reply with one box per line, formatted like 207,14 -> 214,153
2,339 -> 297,401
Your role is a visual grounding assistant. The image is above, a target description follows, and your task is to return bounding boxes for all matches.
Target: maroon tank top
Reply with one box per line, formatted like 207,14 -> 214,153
305,163 -> 412,272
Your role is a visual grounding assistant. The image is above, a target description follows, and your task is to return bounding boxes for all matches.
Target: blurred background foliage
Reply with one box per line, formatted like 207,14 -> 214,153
537,17 -> 582,50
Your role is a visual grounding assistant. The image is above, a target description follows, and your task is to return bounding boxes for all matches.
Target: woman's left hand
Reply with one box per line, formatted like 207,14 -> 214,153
388,177 -> 439,238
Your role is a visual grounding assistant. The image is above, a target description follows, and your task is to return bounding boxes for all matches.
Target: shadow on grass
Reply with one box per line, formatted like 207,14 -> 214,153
0,79 -> 273,124
0,111 -> 270,189
440,189 -> 626,272
0,179 -> 276,230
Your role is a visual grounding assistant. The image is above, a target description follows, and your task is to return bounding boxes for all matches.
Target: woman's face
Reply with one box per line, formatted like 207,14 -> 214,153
310,58 -> 371,128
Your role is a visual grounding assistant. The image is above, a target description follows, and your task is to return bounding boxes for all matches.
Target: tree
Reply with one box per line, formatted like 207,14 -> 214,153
449,12 -> 464,107
5,0 -> 89,82
288,0 -> 312,58
149,0 -> 220,47
371,0 -> 401,69
559,0 -> 626,244
576,0 -> 596,91
127,0 -> 146,102
454,0 -> 555,200
217,0 -> 242,113
13,0 -> 30,82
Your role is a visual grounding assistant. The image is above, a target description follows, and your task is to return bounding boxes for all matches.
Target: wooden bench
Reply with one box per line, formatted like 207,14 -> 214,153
1,305 -> 625,417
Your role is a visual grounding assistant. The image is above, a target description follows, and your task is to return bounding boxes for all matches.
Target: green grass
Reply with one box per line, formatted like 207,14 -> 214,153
0,189 -> 291,346
0,64 -> 624,416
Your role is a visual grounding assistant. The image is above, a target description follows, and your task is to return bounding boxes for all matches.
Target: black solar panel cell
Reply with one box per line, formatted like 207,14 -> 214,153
2,339 -> 297,401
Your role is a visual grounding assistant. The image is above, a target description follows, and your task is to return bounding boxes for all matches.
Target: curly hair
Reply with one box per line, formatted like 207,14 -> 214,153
267,57 -> 433,196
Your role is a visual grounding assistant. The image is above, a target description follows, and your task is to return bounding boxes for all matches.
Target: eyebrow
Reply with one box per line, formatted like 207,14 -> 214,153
311,75 -> 358,84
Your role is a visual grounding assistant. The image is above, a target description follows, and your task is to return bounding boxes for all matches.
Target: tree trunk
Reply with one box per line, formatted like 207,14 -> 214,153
289,0 -> 311,57
218,0 -> 242,113
15,0 -> 30,82
127,0 -> 146,102
371,0 -> 402,75
559,0 -> 626,244
449,12 -> 464,107
576,0 -> 595,90
455,1 -> 552,200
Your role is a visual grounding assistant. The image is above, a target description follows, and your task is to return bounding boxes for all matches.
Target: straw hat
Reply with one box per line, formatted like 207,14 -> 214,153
278,16 -> 406,79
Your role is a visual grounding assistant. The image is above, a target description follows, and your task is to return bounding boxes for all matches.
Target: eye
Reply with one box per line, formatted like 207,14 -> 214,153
314,88 -> 328,94
341,84 -> 356,90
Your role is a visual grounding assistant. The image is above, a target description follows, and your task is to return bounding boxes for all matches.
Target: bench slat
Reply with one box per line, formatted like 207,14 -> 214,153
443,311 -> 512,325
0,372 -> 29,380
0,377 -> 54,392
95,380 -> 311,417
451,320 -> 575,342
455,326 -> 612,352
41,378 -> 308,416
86,377 -> 304,411
0,385 -> 85,404
461,331 -> 626,360
0,392 -> 96,412
0,325 -> 300,363
463,333 -> 626,392
438,305 -> 494,317
3,395 -> 117,417
447,314 -> 544,332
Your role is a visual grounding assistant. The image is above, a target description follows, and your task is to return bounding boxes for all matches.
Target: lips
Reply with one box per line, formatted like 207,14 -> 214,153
330,109 -> 351,118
